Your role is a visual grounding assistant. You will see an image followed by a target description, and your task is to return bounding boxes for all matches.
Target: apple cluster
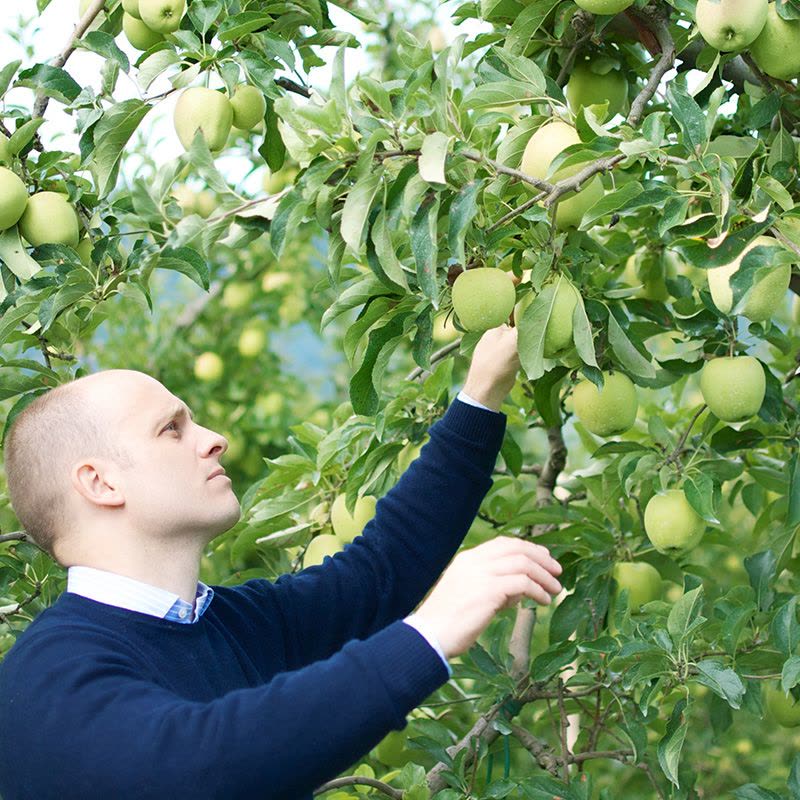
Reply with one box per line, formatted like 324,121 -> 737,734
695,0 -> 800,80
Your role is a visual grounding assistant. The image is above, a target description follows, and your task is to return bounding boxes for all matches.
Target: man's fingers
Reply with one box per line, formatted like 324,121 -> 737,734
490,555 -> 563,595
501,575 -> 552,606
482,536 -> 562,575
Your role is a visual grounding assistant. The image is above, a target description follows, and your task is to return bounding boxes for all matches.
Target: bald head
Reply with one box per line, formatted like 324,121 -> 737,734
3,370 -> 142,563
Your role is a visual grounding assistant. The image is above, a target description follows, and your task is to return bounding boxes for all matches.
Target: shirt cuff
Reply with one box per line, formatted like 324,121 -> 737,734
402,615 -> 452,678
457,390 -> 499,413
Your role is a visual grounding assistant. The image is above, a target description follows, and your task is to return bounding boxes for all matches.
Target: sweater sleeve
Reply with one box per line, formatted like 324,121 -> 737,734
270,398 -> 506,672
0,622 -> 448,800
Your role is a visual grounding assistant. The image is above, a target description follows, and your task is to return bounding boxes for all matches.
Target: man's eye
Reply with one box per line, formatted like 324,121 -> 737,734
164,420 -> 179,433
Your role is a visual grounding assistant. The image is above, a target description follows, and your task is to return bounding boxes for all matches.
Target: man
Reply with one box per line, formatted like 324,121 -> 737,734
0,324 -> 563,800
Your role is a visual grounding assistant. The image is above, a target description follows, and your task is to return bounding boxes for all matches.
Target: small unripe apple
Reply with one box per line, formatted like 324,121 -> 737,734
699,356 -> 765,422
765,684 -> 800,728
695,0 -> 768,51
221,281 -> 256,310
612,562 -> 662,611
451,267 -> 516,332
122,12 -> 164,50
138,0 -> 185,33
330,493 -> 378,544
573,0 -> 634,14
0,167 -> 28,231
174,87 -> 234,153
374,731 -> 413,767
750,2 -> 800,80
76,237 -> 93,266
229,84 -> 267,131
302,534 -> 344,568
432,314 -> 459,344
566,58 -> 628,121
707,235 -> 792,322
237,326 -> 267,358
644,489 -> 705,555
256,391 -> 284,416
194,351 -> 224,382
572,371 -> 638,437
18,191 -> 79,247
519,120 -> 604,230
544,280 -> 579,358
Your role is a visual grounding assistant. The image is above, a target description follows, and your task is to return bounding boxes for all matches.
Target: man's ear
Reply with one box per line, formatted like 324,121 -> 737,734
70,459 -> 126,509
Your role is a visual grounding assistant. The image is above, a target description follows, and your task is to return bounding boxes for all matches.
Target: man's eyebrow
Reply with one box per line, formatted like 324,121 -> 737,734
155,402 -> 194,431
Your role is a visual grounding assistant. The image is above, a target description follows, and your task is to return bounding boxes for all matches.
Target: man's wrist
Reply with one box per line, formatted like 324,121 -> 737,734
460,380 -> 507,412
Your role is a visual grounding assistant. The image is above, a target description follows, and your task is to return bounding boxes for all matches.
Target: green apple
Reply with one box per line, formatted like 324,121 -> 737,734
543,279 -> 579,358
122,0 -> 141,17
750,2 -> 800,80
451,267 -> 516,332
221,281 -> 256,310
0,133 -> 11,164
330,493 -> 378,544
0,167 -> 28,231
138,0 -> 184,33
695,0 -> 768,51
256,391 -> 285,416
172,186 -> 216,218
374,730 -> 413,767
612,562 -> 662,611
397,437 -> 428,472
432,314 -> 459,343
644,489 -> 705,555
572,371 -> 638,437
76,237 -> 93,266
194,351 -> 224,382
18,191 -> 79,247
261,271 -> 292,291
262,167 -> 298,194
237,326 -> 267,358
574,0 -> 634,13
519,119 -> 604,230
700,355 -> 765,422
566,58 -> 628,121
707,235 -> 792,322
122,12 -> 164,50
229,84 -> 266,131
302,534 -> 344,568
174,87 -> 234,153
765,684 -> 800,727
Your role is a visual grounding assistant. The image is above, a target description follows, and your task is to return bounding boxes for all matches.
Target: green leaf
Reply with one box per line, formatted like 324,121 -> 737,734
657,699 -> 688,787
531,641 -> 577,681
607,310 -> 656,379
517,282 -> 556,381
733,786 -> 785,800
0,60 -> 22,98
788,452 -> 800,527
341,170 -> 382,256
88,99 -> 151,197
503,0 -> 560,55
744,550 -> 777,612
15,64 -> 81,105
350,312 -> 410,415
683,472 -> 719,524
666,80 -> 707,155
0,227 -> 42,282
410,194 -> 440,305
667,585 -> 705,646
782,656 -> 800,694
772,597 -> 800,658
579,182 -> 643,229
695,660 -> 744,709
157,247 -> 209,291
76,31 -> 130,72
533,365 -> 567,428
418,131 -> 450,185
572,291 -> 597,368
217,12 -> 271,41
447,180 -> 481,266
7,118 -> 45,156
788,753 -> 800,799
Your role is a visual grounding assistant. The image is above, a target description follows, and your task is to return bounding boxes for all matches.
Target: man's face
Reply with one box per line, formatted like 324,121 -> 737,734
84,370 -> 242,544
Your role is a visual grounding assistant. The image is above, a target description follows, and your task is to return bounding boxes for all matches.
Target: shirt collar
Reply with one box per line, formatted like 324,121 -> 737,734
66,565 -> 213,622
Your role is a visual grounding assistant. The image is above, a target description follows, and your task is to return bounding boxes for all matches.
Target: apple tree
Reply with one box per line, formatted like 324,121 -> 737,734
2,0 -> 800,797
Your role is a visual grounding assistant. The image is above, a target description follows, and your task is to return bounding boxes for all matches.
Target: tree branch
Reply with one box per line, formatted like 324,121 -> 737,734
314,776 -> 402,798
33,0 -> 106,119
626,6 -> 676,128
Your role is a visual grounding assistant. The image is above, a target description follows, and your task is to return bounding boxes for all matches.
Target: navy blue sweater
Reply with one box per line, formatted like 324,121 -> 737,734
0,398 -> 506,800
